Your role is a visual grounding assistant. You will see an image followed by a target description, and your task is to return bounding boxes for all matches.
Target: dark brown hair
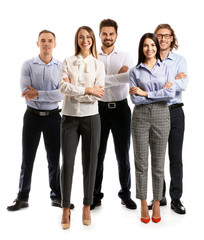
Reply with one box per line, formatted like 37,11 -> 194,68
99,19 -> 118,34
137,33 -> 161,66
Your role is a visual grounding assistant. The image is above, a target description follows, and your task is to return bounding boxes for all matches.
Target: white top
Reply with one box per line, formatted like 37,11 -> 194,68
98,48 -> 133,102
60,54 -> 105,117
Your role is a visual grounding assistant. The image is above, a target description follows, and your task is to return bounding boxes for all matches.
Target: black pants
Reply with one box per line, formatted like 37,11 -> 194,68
163,106 -> 185,200
60,114 -> 100,208
93,99 -> 131,202
18,109 -> 61,201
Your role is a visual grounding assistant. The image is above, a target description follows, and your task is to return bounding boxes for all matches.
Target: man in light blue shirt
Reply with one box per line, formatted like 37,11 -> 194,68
7,30 -> 69,211
148,24 -> 188,214
20,56 -> 63,110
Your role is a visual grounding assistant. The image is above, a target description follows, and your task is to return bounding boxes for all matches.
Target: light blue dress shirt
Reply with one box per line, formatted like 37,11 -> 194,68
20,56 -> 63,110
129,60 -> 175,105
162,51 -> 188,105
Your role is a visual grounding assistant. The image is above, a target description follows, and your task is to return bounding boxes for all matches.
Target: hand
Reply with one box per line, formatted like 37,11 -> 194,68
118,65 -> 129,74
22,86 -> 39,100
85,86 -> 105,98
163,81 -> 173,89
63,77 -> 71,83
175,72 -> 187,80
129,87 -> 147,97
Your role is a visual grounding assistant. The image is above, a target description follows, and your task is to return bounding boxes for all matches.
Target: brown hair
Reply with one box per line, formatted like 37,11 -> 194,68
154,24 -> 178,50
137,33 -> 161,66
99,19 -> 118,34
74,26 -> 97,58
38,29 -> 56,41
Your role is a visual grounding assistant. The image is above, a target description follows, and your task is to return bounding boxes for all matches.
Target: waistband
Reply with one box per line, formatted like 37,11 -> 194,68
99,98 -> 127,109
169,103 -> 184,110
27,106 -> 61,116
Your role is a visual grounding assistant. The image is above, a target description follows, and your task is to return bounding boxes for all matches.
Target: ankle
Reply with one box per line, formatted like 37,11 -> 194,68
62,207 -> 70,216
152,201 -> 160,218
141,200 -> 149,218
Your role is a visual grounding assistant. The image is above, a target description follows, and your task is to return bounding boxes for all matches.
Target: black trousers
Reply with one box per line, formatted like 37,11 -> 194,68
18,109 -> 61,201
93,99 -> 131,202
163,106 -> 185,200
60,114 -> 100,208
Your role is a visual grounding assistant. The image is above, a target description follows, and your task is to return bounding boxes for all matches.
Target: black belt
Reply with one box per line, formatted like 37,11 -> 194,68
27,106 -> 61,116
99,99 -> 127,109
169,103 -> 184,110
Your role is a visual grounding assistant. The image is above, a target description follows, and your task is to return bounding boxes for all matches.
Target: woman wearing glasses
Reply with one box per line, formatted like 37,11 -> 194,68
129,33 -> 175,223
59,26 -> 105,229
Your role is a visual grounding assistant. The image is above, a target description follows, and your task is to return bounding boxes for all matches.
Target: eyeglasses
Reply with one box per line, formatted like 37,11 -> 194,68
156,34 -> 172,39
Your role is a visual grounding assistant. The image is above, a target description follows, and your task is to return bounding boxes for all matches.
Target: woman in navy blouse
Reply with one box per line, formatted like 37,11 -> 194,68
129,33 -> 175,223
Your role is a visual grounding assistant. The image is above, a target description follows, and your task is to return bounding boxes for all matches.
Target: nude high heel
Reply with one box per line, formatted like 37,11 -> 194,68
61,208 -> 71,229
83,205 -> 91,226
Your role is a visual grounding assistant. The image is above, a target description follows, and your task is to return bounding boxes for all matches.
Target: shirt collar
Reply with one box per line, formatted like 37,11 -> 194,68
165,51 -> 174,61
77,53 -> 93,61
98,47 -> 119,56
33,56 -> 59,65
136,59 -> 161,69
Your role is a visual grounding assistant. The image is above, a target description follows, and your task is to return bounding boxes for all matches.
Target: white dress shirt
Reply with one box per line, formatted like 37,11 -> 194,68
60,54 -> 105,117
98,48 -> 133,102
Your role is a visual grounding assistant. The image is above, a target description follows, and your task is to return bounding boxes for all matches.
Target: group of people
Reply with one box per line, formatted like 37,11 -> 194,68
7,19 -> 188,228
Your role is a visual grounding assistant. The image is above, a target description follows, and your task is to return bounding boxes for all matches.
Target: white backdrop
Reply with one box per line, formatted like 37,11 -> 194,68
1,0 -> 203,239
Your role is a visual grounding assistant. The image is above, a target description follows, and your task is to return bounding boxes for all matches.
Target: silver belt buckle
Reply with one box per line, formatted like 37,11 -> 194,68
108,103 -> 116,109
39,111 -> 48,116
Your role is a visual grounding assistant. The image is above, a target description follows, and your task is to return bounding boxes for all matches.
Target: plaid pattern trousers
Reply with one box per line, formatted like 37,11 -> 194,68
131,102 -> 170,200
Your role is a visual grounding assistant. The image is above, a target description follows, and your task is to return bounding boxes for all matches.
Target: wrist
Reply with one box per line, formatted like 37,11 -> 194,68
85,87 -> 92,95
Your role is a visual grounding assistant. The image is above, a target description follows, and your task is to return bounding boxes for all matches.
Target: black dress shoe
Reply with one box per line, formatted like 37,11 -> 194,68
171,199 -> 186,214
90,200 -> 101,210
7,199 -> 29,211
52,198 -> 75,209
121,198 -> 137,210
148,197 -> 167,210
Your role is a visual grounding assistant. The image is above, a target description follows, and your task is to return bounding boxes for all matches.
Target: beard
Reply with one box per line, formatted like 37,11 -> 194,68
102,39 -> 115,48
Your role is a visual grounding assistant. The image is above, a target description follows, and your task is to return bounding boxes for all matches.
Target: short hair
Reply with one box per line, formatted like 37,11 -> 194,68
154,24 -> 178,50
137,33 -> 161,66
74,26 -> 98,58
38,29 -> 56,41
99,19 -> 118,34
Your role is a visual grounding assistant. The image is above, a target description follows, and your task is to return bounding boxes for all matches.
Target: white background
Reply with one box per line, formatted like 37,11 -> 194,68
0,0 -> 203,239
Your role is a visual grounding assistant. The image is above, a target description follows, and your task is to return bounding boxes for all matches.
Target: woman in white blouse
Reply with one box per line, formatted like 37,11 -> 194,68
60,26 -> 105,229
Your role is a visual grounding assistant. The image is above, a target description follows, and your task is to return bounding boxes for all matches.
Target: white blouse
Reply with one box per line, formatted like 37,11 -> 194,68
60,54 -> 105,117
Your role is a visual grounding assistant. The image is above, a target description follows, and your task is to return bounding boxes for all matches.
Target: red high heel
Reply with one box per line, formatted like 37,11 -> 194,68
152,217 -> 161,223
141,217 -> 150,224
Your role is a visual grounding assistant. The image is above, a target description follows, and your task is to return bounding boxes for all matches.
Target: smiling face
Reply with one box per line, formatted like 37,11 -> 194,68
99,26 -> 117,48
37,32 -> 56,56
156,28 -> 173,52
143,38 -> 157,60
77,29 -> 93,54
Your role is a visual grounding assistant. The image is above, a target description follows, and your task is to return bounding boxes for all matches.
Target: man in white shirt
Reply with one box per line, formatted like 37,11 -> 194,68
91,19 -> 136,210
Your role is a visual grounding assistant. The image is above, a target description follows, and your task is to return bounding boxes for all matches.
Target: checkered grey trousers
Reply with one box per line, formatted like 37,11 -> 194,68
131,102 -> 170,200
